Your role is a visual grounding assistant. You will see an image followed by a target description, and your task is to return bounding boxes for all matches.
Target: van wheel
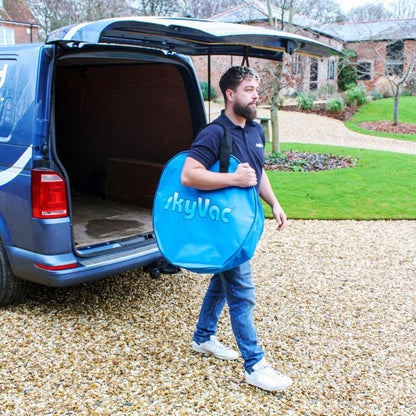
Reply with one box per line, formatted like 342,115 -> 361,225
0,241 -> 30,306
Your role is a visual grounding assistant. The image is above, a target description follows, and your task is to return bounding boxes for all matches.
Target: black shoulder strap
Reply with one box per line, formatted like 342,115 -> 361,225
209,122 -> 232,173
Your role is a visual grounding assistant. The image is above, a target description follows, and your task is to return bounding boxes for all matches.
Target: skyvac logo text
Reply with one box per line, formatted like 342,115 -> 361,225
164,192 -> 232,223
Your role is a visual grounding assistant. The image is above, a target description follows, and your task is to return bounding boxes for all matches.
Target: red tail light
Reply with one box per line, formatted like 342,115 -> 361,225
31,169 -> 68,219
35,262 -> 78,270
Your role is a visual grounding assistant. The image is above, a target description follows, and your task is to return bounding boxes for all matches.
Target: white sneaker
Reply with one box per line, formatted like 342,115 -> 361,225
192,336 -> 240,360
245,358 -> 292,391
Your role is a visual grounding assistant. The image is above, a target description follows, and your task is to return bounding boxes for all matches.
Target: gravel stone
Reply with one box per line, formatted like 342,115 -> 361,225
1,220 -> 415,415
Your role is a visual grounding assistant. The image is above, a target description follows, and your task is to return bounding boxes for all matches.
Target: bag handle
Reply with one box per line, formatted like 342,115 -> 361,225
210,122 -> 232,173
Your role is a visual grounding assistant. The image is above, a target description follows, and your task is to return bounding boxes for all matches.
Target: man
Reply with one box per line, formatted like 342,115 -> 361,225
181,66 -> 292,392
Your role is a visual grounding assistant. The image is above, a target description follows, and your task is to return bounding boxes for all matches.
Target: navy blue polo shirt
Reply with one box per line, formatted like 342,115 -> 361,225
188,111 -> 265,193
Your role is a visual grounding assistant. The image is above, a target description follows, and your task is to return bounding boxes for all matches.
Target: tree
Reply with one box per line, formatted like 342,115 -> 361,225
261,0 -> 320,153
132,0 -> 177,16
344,0 -> 416,22
27,0 -> 132,38
265,0 -> 295,153
285,0 -> 344,23
81,0 -> 132,21
346,3 -> 392,22
176,0 -> 242,18
390,0 -> 416,19
28,0 -> 246,38
26,0 -> 78,37
370,38 -> 416,124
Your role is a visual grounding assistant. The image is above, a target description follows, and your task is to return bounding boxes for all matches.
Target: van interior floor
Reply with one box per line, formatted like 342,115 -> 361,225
71,193 -> 153,247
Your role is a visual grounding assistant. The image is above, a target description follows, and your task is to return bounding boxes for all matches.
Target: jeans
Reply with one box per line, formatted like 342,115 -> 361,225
193,261 -> 264,373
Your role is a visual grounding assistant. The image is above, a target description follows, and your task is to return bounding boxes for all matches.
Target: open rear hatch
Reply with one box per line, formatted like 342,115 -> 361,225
47,16 -> 339,59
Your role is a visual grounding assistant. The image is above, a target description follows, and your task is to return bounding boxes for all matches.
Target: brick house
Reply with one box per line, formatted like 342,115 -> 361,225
0,0 -> 39,45
192,1 -> 416,99
323,19 -> 416,93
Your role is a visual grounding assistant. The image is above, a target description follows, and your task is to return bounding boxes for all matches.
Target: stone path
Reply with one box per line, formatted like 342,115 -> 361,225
206,103 -> 416,155
277,111 -> 416,155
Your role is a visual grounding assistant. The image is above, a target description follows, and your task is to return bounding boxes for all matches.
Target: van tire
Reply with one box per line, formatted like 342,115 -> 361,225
0,240 -> 30,306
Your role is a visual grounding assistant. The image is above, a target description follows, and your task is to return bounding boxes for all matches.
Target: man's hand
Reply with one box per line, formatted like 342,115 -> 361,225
272,203 -> 287,231
259,168 -> 287,231
233,163 -> 258,188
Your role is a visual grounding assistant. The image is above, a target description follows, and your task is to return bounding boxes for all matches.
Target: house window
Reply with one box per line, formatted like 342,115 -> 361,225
292,55 -> 303,75
0,27 -> 15,46
309,58 -> 318,91
386,40 -> 404,77
0,0 -> 4,9
357,62 -> 372,81
327,59 -> 335,80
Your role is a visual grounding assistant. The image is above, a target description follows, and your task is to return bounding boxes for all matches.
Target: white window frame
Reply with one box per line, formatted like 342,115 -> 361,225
357,61 -> 372,81
327,59 -> 335,80
386,40 -> 404,77
0,27 -> 15,46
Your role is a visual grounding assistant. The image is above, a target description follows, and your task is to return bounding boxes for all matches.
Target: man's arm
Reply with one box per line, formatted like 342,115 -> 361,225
259,168 -> 287,231
181,156 -> 258,190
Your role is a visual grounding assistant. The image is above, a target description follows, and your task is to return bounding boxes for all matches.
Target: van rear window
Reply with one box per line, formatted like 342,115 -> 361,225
0,59 -> 16,141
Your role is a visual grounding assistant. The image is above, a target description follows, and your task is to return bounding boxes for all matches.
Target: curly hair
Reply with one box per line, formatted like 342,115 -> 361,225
219,66 -> 260,100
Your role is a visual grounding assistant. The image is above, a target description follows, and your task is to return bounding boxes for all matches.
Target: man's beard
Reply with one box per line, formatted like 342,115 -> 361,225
233,101 -> 257,122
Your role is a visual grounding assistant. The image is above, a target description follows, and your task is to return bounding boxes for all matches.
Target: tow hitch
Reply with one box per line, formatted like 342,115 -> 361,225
144,260 -> 181,279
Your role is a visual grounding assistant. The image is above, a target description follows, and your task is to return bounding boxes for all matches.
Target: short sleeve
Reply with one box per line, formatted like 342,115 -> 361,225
188,124 -> 223,169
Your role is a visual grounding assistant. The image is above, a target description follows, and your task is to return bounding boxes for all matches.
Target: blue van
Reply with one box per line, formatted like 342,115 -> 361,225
0,17 -> 336,305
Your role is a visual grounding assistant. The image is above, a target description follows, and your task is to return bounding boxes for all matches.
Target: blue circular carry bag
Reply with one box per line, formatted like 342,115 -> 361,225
153,151 -> 264,274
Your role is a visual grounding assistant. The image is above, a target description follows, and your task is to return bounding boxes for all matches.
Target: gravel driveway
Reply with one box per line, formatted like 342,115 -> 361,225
1,220 -> 415,415
1,112 -> 415,415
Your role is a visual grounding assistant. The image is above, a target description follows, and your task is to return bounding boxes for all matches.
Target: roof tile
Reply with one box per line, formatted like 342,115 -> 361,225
2,0 -> 38,24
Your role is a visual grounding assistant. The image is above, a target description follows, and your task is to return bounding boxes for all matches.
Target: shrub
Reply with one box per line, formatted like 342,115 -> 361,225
297,92 -> 315,110
345,84 -> 367,106
318,84 -> 335,98
374,77 -> 393,98
338,49 -> 358,92
403,76 -> 416,96
326,97 -> 345,113
214,96 -> 224,105
200,81 -> 216,101
370,90 -> 383,100
345,83 -> 357,91
264,150 -> 358,172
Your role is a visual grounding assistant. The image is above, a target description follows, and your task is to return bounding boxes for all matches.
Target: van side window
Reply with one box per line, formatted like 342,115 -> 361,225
0,59 -> 15,141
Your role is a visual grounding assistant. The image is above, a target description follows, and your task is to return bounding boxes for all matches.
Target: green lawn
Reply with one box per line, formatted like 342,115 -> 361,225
264,143 -> 416,219
345,97 -> 416,142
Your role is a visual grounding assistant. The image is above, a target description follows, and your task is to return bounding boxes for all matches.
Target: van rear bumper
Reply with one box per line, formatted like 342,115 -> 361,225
6,243 -> 163,286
